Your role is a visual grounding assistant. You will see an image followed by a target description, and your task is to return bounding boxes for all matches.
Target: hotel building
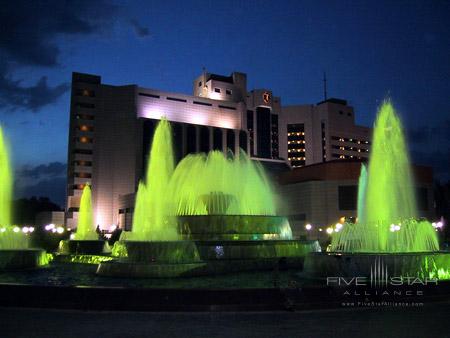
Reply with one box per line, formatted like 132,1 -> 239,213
66,71 -> 284,228
279,98 -> 371,168
66,71 -> 374,229
66,70 -> 436,235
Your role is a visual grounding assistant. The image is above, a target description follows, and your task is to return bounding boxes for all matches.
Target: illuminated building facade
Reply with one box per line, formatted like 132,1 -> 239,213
66,71 -> 283,229
66,72 -> 373,229
279,98 -> 371,168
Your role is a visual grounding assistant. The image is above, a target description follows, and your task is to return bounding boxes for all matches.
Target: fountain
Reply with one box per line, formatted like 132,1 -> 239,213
98,119 -> 320,278
304,101 -> 450,279
122,119 -> 179,241
0,126 -> 49,270
60,184 -> 106,256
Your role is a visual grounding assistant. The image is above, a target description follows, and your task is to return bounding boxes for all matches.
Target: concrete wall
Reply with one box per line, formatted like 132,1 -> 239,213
91,85 -> 140,228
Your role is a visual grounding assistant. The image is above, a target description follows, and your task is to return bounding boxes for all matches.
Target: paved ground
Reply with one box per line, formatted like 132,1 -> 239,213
2,303 -> 450,338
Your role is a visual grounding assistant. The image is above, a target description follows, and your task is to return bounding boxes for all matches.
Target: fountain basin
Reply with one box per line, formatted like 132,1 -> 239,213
194,240 -> 320,260
0,249 -> 49,271
178,215 -> 293,240
304,252 -> 450,280
113,240 -> 202,264
60,240 -> 106,255
98,239 -> 321,278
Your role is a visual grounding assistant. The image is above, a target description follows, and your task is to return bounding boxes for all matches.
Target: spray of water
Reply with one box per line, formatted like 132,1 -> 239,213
169,150 -> 276,216
123,119 -> 278,241
75,184 -> 97,240
124,119 -> 179,241
331,101 -> 438,253
0,126 -> 28,249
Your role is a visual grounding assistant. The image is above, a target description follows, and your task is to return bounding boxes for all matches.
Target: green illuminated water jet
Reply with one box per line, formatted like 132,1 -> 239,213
124,119 -> 179,241
170,150 -> 276,216
74,184 -> 97,240
0,126 -> 28,249
331,101 -> 439,253
356,164 -> 367,223
0,126 -> 12,228
122,119 -> 279,241
364,101 -> 417,224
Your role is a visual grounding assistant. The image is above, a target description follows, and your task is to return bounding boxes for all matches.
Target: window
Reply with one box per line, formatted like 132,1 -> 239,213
347,112 -> 352,116
271,114 -> 279,159
74,172 -> 92,178
76,114 -> 94,120
200,126 -> 210,153
166,97 -> 187,102
226,89 -> 232,95
239,130 -> 248,152
256,107 -> 271,158
193,101 -> 212,107
75,102 -> 95,109
77,137 -> 93,144
321,122 -> 326,154
226,129 -> 235,152
73,149 -> 93,155
247,110 -> 254,155
218,105 -> 236,110
214,88 -> 221,93
139,93 -> 160,99
73,160 -> 92,166
198,81 -> 202,87
287,123 -> 306,166
213,128 -> 222,151
77,125 -> 94,132
186,125 -> 196,154
76,89 -> 95,97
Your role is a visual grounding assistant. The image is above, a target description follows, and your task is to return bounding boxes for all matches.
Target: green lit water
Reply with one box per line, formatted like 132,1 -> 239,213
331,101 -> 439,253
124,119 -> 179,241
356,163 -> 367,223
75,185 -> 97,240
0,126 -> 12,228
170,150 -> 276,216
0,126 -> 28,249
122,119 -> 278,241
364,101 -> 417,224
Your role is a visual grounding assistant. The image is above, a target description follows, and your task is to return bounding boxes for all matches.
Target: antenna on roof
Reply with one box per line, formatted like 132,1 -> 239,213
323,71 -> 328,101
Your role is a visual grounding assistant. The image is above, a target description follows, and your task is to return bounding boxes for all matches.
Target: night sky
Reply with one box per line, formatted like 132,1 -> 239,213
0,0 -> 449,206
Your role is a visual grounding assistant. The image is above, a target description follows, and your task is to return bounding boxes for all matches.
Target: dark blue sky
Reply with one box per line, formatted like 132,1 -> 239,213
0,0 -> 449,205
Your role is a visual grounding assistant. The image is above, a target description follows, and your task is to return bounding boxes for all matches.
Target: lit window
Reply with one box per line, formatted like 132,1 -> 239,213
77,136 -> 93,144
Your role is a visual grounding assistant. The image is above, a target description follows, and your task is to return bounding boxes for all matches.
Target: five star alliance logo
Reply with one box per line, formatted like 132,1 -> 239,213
327,257 -> 437,290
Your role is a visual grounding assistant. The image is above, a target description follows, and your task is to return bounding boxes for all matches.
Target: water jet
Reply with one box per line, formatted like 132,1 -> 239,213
304,101 -> 450,279
98,119 -> 320,278
0,126 -> 48,270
